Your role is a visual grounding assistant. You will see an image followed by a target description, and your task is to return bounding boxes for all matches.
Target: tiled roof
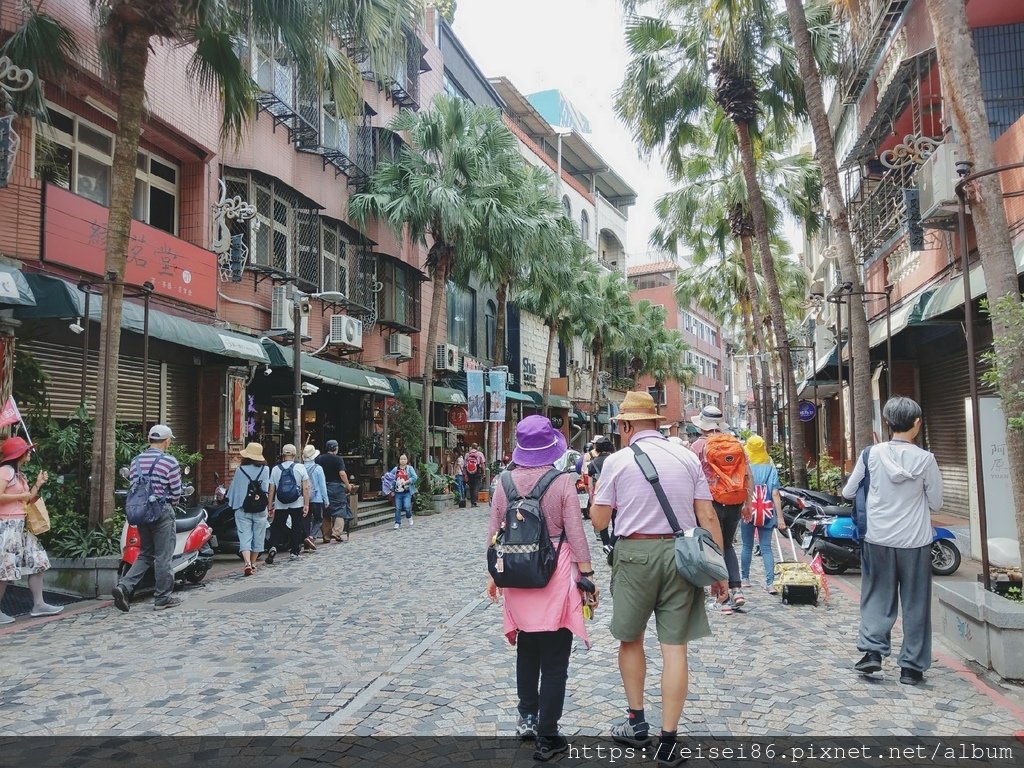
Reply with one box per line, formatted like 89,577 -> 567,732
626,261 -> 679,276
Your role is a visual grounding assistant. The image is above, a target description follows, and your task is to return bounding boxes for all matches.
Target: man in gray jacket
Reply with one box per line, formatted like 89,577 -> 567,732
843,396 -> 943,685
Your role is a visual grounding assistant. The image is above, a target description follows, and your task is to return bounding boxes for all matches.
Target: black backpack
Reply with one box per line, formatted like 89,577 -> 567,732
240,466 -> 269,513
125,459 -> 166,525
487,469 -> 564,589
275,462 -> 301,504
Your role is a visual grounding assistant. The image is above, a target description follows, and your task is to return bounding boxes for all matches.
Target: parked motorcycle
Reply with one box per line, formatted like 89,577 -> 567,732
803,511 -> 961,576
116,468 -> 214,591
205,471 -> 243,555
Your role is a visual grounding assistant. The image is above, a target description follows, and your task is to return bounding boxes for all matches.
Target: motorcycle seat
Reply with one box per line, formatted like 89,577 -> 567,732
822,505 -> 853,517
174,509 -> 207,533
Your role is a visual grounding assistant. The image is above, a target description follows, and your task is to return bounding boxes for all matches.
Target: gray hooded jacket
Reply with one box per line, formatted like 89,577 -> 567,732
842,440 -> 943,548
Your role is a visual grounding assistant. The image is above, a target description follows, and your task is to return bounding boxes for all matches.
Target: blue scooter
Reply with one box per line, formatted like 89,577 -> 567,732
803,508 -> 961,576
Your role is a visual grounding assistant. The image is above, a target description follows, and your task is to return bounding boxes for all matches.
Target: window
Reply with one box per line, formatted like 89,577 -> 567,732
580,210 -> 590,241
561,195 -> 571,217
34,105 -> 179,234
443,73 -> 468,101
379,258 -> 421,331
447,281 -> 476,355
485,300 -> 497,361
321,221 -> 349,295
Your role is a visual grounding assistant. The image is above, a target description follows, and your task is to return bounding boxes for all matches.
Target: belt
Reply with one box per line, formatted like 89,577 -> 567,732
623,533 -> 676,540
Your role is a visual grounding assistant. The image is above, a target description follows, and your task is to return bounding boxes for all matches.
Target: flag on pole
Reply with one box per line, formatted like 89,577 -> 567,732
488,370 -> 507,422
0,397 -> 21,427
466,370 -> 485,422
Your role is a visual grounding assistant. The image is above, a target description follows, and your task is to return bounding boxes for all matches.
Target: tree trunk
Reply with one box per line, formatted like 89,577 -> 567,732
88,22 -> 152,528
925,0 -> 1024,573
422,246 -> 451,465
735,121 -> 808,486
543,322 -> 557,417
740,235 -> 771,443
494,281 -> 508,367
783,0 -> 873,453
590,342 -> 603,440
740,297 -> 762,434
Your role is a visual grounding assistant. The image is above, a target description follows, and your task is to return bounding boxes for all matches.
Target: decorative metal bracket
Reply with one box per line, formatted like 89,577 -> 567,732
880,135 -> 941,170
212,179 -> 259,282
0,55 -> 34,189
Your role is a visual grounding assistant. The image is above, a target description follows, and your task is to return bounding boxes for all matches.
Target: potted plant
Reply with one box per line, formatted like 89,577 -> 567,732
936,573 -> 1024,679
426,467 -> 454,514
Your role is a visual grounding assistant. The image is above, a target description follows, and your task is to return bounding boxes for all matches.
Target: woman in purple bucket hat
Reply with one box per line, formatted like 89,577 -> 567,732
486,415 -> 596,761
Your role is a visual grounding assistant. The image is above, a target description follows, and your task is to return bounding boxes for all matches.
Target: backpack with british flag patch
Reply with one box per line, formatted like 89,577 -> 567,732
750,484 -> 774,527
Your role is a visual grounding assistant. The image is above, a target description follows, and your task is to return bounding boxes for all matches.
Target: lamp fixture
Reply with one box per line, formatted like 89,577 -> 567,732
69,317 -> 85,335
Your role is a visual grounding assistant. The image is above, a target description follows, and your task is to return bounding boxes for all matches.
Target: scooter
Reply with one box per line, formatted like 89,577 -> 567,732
117,469 -> 214,590
803,511 -> 962,576
778,488 -> 840,541
205,471 -> 241,555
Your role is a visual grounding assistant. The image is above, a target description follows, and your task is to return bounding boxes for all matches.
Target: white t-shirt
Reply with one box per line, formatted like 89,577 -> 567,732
270,460 -> 310,509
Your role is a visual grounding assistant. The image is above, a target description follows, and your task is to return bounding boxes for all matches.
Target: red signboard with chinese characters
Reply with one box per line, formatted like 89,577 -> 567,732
448,405 -> 469,428
43,184 -> 217,310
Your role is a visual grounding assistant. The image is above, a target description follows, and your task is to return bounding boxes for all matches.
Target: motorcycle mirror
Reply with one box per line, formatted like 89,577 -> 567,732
182,485 -> 195,498
213,471 -> 220,482
119,467 -> 130,479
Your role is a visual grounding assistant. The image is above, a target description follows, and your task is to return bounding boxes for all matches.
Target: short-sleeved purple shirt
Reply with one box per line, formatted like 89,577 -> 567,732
592,430 -> 712,537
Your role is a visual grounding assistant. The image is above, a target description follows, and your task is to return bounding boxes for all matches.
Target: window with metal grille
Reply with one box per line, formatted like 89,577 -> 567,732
974,23 -> 1024,141
222,169 -> 319,281
379,258 -> 422,331
321,219 -> 349,295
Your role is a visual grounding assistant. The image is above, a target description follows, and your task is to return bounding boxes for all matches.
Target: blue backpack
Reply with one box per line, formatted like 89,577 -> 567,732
275,462 -> 300,504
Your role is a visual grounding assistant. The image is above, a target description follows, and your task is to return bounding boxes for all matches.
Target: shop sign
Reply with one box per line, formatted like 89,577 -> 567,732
521,357 -> 538,388
448,405 -> 468,427
550,415 -> 564,429
462,355 -> 484,372
798,400 -> 817,422
43,184 -> 217,310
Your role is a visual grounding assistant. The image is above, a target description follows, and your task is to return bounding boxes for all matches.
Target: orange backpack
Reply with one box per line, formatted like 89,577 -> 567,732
704,433 -> 749,505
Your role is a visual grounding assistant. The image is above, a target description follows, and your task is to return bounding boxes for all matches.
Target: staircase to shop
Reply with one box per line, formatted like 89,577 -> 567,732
354,498 -> 398,530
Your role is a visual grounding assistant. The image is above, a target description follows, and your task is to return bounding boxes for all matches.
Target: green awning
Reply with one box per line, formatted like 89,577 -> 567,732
572,410 -> 588,424
15,273 -> 269,363
491,388 -> 533,403
0,263 -> 36,306
920,236 -> 1024,321
547,395 -> 572,410
388,377 -> 424,400
387,377 -> 466,404
263,340 -> 392,395
597,413 -> 610,425
523,391 -> 543,406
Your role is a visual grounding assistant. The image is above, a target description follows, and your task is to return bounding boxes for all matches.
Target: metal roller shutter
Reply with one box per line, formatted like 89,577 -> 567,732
20,340 -> 160,424
163,362 -> 198,451
919,352 -> 972,517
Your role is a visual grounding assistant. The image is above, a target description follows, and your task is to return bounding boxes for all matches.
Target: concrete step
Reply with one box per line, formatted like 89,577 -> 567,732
354,499 -> 396,530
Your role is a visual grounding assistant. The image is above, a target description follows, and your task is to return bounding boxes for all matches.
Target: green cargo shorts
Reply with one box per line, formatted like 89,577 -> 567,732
610,537 -> 711,645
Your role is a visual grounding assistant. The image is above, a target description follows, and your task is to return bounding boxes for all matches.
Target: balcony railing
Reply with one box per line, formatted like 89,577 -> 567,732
849,163 -> 916,262
837,0 -> 911,104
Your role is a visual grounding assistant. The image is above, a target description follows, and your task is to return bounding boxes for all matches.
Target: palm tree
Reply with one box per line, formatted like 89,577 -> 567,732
617,0 -> 821,484
922,0 -> 1024,571
584,271 -> 633,436
516,227 -> 597,415
7,0 -> 418,526
780,0 -> 874,452
349,95 -> 523,453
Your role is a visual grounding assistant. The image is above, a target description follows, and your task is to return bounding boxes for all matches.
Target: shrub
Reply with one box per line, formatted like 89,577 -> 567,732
807,453 -> 842,494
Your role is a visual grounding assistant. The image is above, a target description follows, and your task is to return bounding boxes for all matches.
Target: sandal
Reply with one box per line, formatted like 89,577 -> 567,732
244,564 -> 253,576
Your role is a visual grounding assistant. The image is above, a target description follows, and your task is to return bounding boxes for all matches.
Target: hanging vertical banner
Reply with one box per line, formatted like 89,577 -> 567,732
466,370 -> 486,422
488,370 -> 507,422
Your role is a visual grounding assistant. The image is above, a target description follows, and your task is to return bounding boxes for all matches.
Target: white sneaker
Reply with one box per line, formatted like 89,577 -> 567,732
0,611 -> 14,625
30,603 -> 64,617
408,519 -> 414,527
394,523 -> 401,530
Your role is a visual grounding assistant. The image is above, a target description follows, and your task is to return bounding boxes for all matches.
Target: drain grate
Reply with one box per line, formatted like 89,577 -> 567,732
1,586 -> 85,617
211,587 -> 296,604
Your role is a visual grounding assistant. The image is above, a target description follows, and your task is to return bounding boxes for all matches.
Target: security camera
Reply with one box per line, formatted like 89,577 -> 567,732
264,366 -> 273,376
301,382 -> 319,395
69,318 -> 85,335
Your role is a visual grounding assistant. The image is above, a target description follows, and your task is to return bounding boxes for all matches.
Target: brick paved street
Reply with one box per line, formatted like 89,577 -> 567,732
1,505 -> 1022,737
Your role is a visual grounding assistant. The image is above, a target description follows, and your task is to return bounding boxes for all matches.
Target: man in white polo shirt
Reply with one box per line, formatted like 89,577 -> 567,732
591,391 -> 725,768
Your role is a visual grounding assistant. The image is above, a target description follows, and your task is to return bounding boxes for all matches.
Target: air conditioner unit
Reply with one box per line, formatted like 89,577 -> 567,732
388,333 -> 413,359
328,314 -> 363,349
270,285 -> 309,336
435,343 -> 460,372
917,143 -> 960,229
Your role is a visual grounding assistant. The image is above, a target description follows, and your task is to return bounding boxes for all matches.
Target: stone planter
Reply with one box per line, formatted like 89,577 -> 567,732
936,581 -> 1024,679
430,493 -> 454,514
24,556 -> 122,599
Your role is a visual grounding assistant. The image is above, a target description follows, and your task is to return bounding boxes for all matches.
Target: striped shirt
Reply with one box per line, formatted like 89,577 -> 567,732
593,430 -> 712,537
130,448 -> 182,504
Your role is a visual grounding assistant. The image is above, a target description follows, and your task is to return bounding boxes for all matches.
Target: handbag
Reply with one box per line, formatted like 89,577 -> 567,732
630,444 -> 729,588
852,446 -> 872,541
25,496 -> 50,536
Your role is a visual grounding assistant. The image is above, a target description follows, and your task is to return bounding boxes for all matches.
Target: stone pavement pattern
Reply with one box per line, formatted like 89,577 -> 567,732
0,506 -> 1021,737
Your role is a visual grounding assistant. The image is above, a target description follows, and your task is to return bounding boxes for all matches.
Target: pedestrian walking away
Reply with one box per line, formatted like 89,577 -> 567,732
226,442 -> 270,576
111,425 -> 183,612
316,440 -> 355,543
587,436 -> 616,556
0,436 -> 63,623
688,406 -> 753,613
486,415 -> 595,762
739,435 -> 786,595
591,391 -> 726,767
453,448 -> 466,505
382,454 -> 418,529
268,445 -> 311,562
302,445 -> 328,551
464,443 -> 486,506
844,396 -> 943,686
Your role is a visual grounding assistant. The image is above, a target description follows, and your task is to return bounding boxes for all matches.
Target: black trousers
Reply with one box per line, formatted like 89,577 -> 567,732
516,628 -> 573,739
270,507 -> 305,555
714,502 -> 743,589
467,472 -> 484,505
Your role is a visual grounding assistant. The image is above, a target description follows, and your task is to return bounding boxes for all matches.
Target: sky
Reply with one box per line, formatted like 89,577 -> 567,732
451,0 -> 673,262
